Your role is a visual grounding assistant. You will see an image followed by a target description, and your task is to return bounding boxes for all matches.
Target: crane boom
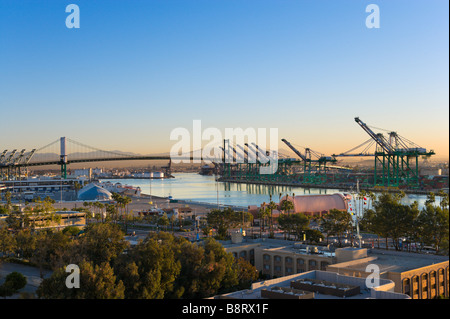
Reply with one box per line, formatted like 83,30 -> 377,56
24,149 -> 36,164
244,143 -> 259,163
354,117 -> 393,153
5,150 -> 17,164
219,146 -> 236,163
281,139 -> 307,161
11,149 -> 26,165
252,143 -> 270,161
0,150 -> 8,162
230,145 -> 245,163
235,144 -> 249,161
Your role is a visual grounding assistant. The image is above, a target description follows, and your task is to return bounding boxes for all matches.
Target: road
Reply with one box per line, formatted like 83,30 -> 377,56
0,262 -> 52,298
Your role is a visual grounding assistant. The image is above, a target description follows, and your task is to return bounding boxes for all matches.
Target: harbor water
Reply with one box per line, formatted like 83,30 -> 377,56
102,173 -> 434,211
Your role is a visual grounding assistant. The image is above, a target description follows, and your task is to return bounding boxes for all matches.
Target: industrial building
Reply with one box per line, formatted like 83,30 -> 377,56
221,238 -> 449,299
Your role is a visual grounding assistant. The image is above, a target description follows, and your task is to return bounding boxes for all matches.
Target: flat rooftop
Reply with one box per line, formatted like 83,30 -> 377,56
217,270 -> 409,300
222,239 -> 449,273
332,249 -> 449,273
220,238 -> 335,258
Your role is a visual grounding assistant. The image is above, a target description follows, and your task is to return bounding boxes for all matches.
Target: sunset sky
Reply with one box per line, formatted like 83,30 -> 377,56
0,0 -> 448,159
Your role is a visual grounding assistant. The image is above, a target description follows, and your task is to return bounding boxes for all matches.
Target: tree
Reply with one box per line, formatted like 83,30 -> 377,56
0,204 -> 8,215
29,230 -> 75,276
235,257 -> 259,290
121,196 -> 132,233
425,192 -> 436,206
206,208 -> 243,240
37,261 -> 125,299
367,192 -> 419,251
419,199 -> 449,253
114,232 -> 181,299
196,237 -> 239,297
321,209 -> 353,247
437,190 -> 449,210
280,198 -> 295,216
0,222 -> 16,258
4,192 -> 12,214
110,193 -> 133,230
277,213 -> 293,240
360,208 -> 380,248
277,213 -> 310,241
201,224 -> 212,237
77,223 -> 129,266
0,272 -> 27,298
92,202 -> 105,223
305,229 -> 324,244
77,261 -> 125,299
62,226 -> 81,237
73,181 -> 81,199
14,229 -> 36,259
291,213 -> 311,241
105,203 -> 117,223
169,239 -> 205,298
157,214 -> 170,232
267,197 -> 278,238
258,203 -> 270,237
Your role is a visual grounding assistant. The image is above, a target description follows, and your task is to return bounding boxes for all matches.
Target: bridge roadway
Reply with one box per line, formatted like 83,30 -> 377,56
0,155 -> 195,168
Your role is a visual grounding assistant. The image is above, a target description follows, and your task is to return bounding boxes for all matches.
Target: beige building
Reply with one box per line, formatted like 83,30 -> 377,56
224,238 -> 346,278
222,238 -> 449,299
326,248 -> 449,299
215,270 -> 410,300
0,211 -> 87,231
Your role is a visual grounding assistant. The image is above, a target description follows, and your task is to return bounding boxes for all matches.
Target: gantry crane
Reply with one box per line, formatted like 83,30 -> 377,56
0,149 -> 37,180
335,117 -> 435,188
281,138 -> 336,184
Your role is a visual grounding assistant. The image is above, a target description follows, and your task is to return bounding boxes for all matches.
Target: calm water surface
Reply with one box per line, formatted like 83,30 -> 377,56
103,173 -> 432,210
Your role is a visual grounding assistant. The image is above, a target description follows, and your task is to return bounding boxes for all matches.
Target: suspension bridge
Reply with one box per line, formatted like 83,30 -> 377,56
0,137 -> 181,179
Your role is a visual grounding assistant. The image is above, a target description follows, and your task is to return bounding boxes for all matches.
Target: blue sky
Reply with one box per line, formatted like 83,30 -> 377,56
0,0 -> 448,158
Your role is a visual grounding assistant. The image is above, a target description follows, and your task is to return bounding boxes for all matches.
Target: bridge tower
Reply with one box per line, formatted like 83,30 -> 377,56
60,137 -> 68,179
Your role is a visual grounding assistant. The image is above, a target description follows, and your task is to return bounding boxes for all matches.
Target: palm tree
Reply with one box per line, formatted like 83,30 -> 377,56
258,202 -> 269,237
119,195 -> 132,233
262,206 -> 273,238
267,195 -> 277,238
105,203 -> 116,223
83,201 -> 92,223
74,181 -> 81,200
93,202 -> 105,222
111,193 -> 122,221
280,196 -> 294,216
